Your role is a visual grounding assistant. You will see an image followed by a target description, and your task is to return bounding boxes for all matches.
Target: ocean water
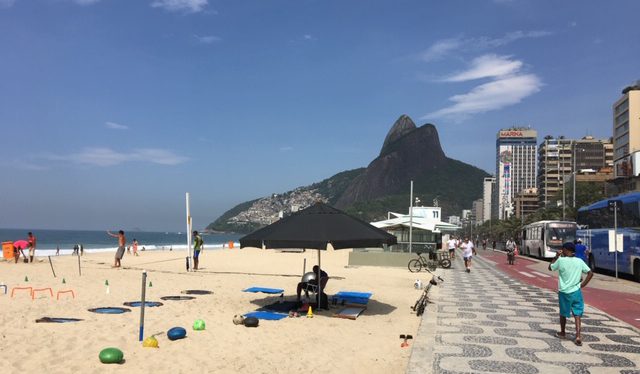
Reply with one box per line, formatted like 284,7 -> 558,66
0,228 -> 242,254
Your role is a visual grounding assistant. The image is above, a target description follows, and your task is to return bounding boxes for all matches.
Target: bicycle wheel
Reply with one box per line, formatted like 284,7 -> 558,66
408,259 -> 422,273
416,298 -> 426,316
440,259 -> 452,268
413,294 -> 425,312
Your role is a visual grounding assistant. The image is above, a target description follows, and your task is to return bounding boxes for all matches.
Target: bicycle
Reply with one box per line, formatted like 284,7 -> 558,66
408,250 -> 452,273
411,273 -> 443,316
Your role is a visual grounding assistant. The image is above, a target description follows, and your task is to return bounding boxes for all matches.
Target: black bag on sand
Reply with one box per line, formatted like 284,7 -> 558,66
244,317 -> 259,327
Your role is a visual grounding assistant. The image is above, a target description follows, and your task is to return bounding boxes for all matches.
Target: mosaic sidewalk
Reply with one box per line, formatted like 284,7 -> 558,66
407,253 -> 640,374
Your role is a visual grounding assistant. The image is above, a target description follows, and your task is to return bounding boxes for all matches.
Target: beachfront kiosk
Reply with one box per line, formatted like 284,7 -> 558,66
348,206 -> 460,267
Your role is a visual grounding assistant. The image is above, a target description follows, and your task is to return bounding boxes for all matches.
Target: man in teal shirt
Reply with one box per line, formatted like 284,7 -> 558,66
548,242 -> 593,346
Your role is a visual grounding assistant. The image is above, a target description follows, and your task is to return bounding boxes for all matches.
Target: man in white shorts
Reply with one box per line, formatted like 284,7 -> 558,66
461,238 -> 476,273
447,236 -> 457,259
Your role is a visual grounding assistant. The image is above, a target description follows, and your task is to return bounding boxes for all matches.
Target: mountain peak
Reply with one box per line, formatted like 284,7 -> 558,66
380,114 -> 416,156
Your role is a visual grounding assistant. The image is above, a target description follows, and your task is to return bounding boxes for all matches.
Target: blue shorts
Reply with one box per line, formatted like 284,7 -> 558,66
194,250 -> 201,259
558,289 -> 584,317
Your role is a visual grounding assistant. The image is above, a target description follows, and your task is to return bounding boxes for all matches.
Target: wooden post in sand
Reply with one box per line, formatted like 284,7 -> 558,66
139,270 -> 147,341
186,193 -> 192,272
48,256 -> 56,278
77,252 -> 82,276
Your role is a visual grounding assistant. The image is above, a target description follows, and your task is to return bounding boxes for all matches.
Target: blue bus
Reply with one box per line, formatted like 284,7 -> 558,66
576,192 -> 640,281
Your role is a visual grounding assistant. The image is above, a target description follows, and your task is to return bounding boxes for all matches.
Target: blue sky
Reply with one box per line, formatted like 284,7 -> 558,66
1,0 -> 638,231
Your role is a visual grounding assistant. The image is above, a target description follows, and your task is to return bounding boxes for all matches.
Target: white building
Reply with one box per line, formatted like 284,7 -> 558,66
483,177 -> 495,222
495,128 -> 538,219
371,206 -> 460,252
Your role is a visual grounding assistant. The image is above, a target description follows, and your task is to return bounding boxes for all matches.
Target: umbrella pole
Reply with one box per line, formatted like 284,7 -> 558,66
317,250 -> 322,310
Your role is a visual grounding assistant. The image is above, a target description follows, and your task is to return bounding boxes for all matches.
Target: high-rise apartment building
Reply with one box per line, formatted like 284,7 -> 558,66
482,177 -> 495,223
472,198 -> 484,224
613,82 -> 640,192
538,136 -> 613,207
495,128 -> 537,219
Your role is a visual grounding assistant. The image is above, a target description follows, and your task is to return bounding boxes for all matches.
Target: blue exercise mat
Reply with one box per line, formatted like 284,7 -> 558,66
332,291 -> 373,305
242,287 -> 284,294
243,311 -> 288,320
123,301 -> 164,307
88,307 -> 131,314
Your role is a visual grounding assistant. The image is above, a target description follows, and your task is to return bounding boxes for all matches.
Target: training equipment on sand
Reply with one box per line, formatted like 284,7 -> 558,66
181,289 -> 213,295
11,286 -> 32,298
99,347 -> 124,364
242,287 -> 284,294
32,287 -> 54,300
24,276 -> 29,282
142,336 -> 159,348
233,314 -> 245,325
243,317 -> 259,327
36,317 -> 82,323
333,307 -> 366,320
167,327 -> 187,341
193,319 -> 206,331
123,301 -> 163,307
243,311 -> 288,321
88,307 -> 131,314
56,290 -> 75,300
160,295 -> 196,301
307,306 -> 314,318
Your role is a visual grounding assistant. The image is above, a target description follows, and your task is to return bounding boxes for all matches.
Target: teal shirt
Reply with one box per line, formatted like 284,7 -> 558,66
550,256 -> 591,293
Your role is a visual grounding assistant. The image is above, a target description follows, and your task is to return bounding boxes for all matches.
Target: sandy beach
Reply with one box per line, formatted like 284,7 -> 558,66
0,248 -> 428,374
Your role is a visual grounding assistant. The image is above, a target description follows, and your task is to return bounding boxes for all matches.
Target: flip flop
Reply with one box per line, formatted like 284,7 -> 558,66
574,339 -> 582,346
555,332 -> 567,339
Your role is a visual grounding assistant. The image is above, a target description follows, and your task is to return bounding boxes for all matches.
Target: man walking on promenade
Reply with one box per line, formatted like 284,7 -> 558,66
107,230 -> 126,268
447,236 -> 457,259
548,242 -> 593,346
461,238 -> 476,273
574,239 -> 590,266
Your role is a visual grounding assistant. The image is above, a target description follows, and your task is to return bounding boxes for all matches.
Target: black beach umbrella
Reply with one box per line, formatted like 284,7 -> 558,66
239,202 -> 397,308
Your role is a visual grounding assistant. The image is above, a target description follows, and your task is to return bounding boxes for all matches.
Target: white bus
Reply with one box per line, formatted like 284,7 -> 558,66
521,220 -> 577,259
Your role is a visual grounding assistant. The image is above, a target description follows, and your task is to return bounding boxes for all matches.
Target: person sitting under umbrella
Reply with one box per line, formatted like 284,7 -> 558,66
296,265 -> 328,302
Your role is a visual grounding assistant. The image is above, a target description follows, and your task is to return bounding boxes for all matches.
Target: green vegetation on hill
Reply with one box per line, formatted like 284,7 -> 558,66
308,168 -> 366,205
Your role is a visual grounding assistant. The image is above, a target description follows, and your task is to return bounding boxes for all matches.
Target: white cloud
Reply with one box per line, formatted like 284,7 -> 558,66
194,34 -> 221,44
279,146 -> 293,152
45,147 -> 188,166
420,38 -> 462,62
151,0 -> 207,13
424,74 -> 541,119
0,0 -> 15,8
420,30 -> 551,62
105,121 -> 129,130
444,54 -> 523,82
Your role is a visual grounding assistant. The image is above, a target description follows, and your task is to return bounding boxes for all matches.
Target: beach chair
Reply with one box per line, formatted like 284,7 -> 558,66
305,276 -> 329,309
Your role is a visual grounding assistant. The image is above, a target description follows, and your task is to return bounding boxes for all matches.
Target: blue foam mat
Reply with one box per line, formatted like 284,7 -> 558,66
332,291 -> 373,305
243,311 -> 288,320
242,287 -> 284,294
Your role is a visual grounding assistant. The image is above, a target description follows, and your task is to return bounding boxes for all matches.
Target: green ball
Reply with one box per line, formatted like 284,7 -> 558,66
193,319 -> 206,331
99,347 -> 124,364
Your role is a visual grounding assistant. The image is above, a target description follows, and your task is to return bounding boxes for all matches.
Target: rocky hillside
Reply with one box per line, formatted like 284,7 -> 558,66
206,115 -> 489,233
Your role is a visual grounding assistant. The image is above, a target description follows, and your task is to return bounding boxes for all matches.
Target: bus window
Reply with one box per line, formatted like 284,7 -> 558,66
541,228 -> 544,242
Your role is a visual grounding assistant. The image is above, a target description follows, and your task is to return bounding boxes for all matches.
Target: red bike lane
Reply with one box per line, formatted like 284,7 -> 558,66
478,249 -> 640,330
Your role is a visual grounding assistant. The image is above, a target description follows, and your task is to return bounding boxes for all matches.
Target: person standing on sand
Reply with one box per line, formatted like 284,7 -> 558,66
192,231 -> 204,270
107,230 -> 126,268
548,242 -> 593,347
132,239 -> 139,256
27,232 -> 36,263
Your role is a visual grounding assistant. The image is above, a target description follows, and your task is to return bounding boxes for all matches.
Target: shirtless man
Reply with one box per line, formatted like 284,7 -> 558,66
107,230 -> 126,268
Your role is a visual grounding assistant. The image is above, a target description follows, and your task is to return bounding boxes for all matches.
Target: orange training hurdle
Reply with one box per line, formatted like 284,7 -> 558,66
56,290 -> 75,300
11,286 -> 33,298
32,287 -> 53,300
